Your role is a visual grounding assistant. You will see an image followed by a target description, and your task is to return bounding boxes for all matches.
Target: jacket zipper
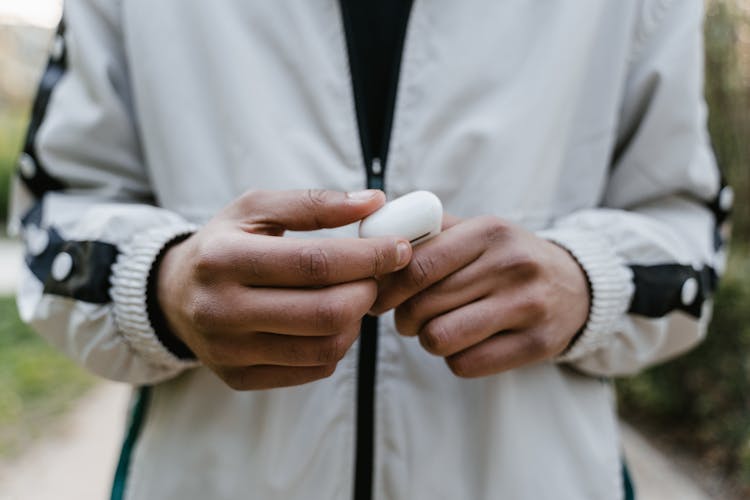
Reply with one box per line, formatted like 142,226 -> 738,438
338,2 -> 414,499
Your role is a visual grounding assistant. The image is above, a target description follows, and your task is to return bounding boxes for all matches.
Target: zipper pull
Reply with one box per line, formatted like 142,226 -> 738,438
369,158 -> 384,190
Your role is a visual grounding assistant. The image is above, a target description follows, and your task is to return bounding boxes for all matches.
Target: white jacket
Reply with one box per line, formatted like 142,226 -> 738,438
9,1 -> 729,499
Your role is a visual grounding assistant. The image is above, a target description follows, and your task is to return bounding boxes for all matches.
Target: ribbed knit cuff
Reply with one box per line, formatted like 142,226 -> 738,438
111,223 -> 201,370
537,227 -> 634,362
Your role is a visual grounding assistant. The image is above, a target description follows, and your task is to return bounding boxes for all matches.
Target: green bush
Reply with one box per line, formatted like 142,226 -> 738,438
704,0 -> 750,242
618,0 -> 750,493
0,110 -> 27,230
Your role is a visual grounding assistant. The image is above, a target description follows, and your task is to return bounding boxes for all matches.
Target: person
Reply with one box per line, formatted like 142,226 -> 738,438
9,1 -> 731,499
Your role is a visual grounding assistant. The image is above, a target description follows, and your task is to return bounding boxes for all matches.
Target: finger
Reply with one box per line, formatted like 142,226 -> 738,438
371,218 -> 491,314
416,296 -> 539,356
230,189 -> 387,232
215,363 -> 338,391
424,248 -> 538,297
395,234 -> 545,335
394,270 -> 491,336
203,233 -> 411,287
442,213 -> 462,231
445,328 -> 556,378
203,325 -> 360,367
208,280 -> 377,336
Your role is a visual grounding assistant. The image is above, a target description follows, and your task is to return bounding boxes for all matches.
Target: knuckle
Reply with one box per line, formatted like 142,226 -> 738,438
525,331 -> 555,356
202,341 -> 231,365
494,253 -> 540,281
234,189 -> 269,216
221,368 -> 255,391
306,188 -> 329,208
318,363 -> 338,379
304,189 -> 329,227
394,303 -> 419,336
521,296 -> 546,319
237,189 -> 261,206
298,246 -> 330,282
188,291 -> 221,331
354,281 -> 378,312
283,342 -> 310,364
446,354 -> 475,378
407,254 -> 437,288
400,294 -> 423,318
420,321 -> 452,355
245,250 -> 267,282
314,300 -> 343,332
370,244 -> 388,275
509,254 -> 541,278
192,244 -> 224,282
482,217 -> 511,245
316,335 -> 349,363
338,285 -> 374,322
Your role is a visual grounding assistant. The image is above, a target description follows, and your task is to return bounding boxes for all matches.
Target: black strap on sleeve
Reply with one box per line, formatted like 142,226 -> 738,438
18,20 -> 68,198
628,264 -> 717,319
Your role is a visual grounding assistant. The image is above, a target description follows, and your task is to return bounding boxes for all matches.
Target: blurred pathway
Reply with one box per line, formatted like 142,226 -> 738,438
0,383 -> 713,500
0,382 -> 131,500
622,423 -> 711,500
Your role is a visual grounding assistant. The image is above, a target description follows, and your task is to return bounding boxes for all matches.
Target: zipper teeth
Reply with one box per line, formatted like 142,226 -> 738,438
378,0 -> 414,170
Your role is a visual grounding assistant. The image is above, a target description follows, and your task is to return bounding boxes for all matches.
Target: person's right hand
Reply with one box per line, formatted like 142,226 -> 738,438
156,189 -> 412,390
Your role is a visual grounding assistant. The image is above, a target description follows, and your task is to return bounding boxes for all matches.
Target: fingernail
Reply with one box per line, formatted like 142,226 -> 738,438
346,189 -> 379,201
396,241 -> 411,266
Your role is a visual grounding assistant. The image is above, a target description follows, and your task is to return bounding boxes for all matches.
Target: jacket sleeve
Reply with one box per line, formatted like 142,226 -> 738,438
538,0 -> 731,376
9,0 -> 199,384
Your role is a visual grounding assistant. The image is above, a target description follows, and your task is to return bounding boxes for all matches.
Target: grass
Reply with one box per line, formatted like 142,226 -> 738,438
0,295 -> 94,457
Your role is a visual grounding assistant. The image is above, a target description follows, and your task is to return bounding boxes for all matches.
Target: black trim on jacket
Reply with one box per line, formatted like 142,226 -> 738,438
22,202 -> 119,305
18,20 -> 68,198
628,264 -> 717,319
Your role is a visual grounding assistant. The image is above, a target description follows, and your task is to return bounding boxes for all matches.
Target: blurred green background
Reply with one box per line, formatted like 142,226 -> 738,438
0,0 -> 748,494
0,0 -> 96,458
0,297 -> 92,456
617,1 -> 750,496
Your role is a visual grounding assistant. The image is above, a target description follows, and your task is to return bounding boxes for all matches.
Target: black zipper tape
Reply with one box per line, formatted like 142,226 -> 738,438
338,1 -> 415,499
353,315 -> 379,500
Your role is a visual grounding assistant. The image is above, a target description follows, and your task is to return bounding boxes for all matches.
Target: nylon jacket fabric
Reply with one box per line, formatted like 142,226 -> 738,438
9,1 -> 726,499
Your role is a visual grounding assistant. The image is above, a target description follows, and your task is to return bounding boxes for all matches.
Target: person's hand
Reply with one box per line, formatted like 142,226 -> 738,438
370,215 -> 590,378
156,189 -> 412,390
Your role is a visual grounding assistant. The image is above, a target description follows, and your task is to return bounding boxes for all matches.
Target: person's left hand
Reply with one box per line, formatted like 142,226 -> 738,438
369,215 -> 590,377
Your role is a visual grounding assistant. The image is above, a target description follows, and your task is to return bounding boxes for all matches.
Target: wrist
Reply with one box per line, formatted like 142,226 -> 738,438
536,226 -> 634,362
545,239 -> 592,343
150,234 -> 196,360
111,223 -> 200,370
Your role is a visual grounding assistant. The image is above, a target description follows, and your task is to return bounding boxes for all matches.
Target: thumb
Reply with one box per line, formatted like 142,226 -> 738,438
229,189 -> 386,232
